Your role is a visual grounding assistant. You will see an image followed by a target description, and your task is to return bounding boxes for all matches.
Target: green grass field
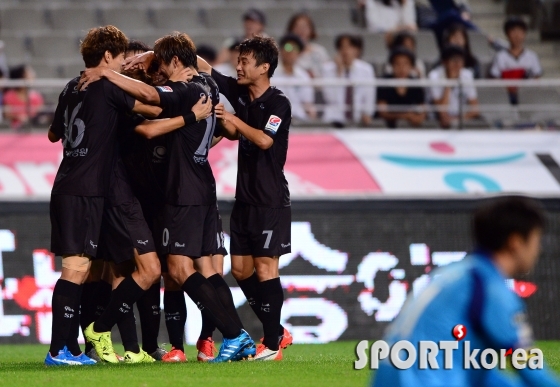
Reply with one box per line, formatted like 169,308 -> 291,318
1,341 -> 559,387
0,342 -> 370,387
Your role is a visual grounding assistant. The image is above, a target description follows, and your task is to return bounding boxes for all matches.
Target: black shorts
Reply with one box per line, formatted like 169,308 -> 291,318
97,199 -> 155,264
215,205 -> 228,257
50,195 -> 104,258
230,201 -> 291,257
163,204 -> 217,258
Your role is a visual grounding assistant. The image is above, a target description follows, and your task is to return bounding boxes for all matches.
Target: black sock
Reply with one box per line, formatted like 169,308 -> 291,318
117,307 -> 139,353
258,278 -> 284,351
137,282 -> 161,353
85,280 -> 111,353
49,279 -> 81,356
208,274 -> 244,329
93,276 -> 144,333
237,273 -> 285,336
164,290 -> 186,351
66,286 -> 83,356
181,272 -> 240,339
199,312 -> 215,341
80,281 -> 100,353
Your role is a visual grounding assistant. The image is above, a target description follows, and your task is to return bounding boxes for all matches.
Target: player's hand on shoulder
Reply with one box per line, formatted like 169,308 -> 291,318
123,51 -> 154,71
192,96 -> 212,121
179,67 -> 196,81
78,67 -> 105,91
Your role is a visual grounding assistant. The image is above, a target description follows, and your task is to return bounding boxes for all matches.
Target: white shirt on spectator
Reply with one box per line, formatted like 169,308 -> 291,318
364,0 -> 417,32
272,64 -> 315,121
429,66 -> 477,116
322,59 -> 376,124
490,48 -> 543,79
296,42 -> 331,78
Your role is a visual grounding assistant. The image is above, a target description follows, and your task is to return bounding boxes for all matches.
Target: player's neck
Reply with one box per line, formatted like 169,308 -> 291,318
491,250 -> 517,278
248,78 -> 270,101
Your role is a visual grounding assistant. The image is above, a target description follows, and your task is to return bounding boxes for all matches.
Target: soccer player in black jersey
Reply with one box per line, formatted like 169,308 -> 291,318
45,26 -> 166,366
80,32 -> 256,362
196,36 -> 293,361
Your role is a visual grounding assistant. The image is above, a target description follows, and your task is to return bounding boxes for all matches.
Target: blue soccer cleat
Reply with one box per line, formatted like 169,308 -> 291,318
45,347 -> 97,366
210,330 -> 255,363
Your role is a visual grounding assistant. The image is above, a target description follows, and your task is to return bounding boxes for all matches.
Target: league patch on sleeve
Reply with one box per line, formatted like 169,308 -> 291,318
264,115 -> 282,133
156,86 -> 173,92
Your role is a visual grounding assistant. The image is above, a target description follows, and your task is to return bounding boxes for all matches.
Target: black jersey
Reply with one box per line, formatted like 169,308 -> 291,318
50,77 -> 135,197
211,69 -> 291,208
155,78 -> 217,206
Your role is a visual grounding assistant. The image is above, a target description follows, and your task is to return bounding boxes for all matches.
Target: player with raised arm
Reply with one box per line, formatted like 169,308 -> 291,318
372,197 -> 560,387
80,32 -> 256,363
196,36 -> 293,361
45,26 -> 165,366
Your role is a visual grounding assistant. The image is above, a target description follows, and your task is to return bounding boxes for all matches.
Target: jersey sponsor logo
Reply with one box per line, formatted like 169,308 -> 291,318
137,240 -> 148,246
281,243 -> 291,248
175,242 -> 185,248
157,86 -> 173,92
264,115 -> 282,133
89,240 -> 97,249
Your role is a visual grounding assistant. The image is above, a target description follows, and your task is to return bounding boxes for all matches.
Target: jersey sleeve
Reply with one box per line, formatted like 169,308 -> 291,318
155,83 -> 183,110
105,81 -> 135,112
211,68 -> 239,105
49,88 -> 67,139
262,96 -> 291,139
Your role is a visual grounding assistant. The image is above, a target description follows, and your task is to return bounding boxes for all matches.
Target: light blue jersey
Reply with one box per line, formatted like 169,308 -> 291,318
372,252 -> 560,387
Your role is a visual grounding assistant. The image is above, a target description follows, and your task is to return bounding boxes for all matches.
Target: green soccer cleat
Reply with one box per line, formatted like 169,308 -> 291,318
123,349 -> 156,364
84,323 -> 119,363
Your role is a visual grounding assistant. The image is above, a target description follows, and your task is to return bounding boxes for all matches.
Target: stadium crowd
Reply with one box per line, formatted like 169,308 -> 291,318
0,1 -> 545,129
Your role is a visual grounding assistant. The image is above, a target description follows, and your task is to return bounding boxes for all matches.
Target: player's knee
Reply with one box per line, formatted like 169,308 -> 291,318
231,265 -> 248,280
254,261 -> 278,281
163,273 -> 181,291
139,257 -> 161,284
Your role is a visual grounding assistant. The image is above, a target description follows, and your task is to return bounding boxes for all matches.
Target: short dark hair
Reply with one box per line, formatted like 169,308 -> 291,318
154,32 -> 197,69
473,196 -> 545,253
238,36 -> 279,78
335,34 -> 363,52
80,25 -> 128,68
279,34 -> 304,52
441,44 -> 465,62
389,47 -> 415,65
121,68 -> 152,85
9,65 -> 26,79
390,31 -> 416,51
196,44 -> 217,63
287,13 -> 317,41
127,39 -> 151,53
504,16 -> 528,34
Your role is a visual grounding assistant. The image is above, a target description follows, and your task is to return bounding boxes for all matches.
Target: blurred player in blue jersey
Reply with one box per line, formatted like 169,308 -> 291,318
372,196 -> 560,387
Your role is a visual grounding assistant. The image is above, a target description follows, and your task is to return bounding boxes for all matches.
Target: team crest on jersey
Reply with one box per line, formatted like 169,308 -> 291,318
264,115 -> 282,133
157,86 -> 173,92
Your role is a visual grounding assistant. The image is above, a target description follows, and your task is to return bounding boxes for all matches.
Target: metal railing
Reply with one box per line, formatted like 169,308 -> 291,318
0,78 -> 560,130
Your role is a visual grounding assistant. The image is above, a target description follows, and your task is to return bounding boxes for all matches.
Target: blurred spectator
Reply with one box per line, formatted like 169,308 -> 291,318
441,23 -> 480,78
377,48 -> 426,128
322,34 -> 375,127
4,65 -> 44,130
274,35 -> 317,122
214,40 -> 241,77
490,17 -> 542,105
196,44 -> 218,66
359,0 -> 417,33
0,41 -> 9,83
383,31 -> 426,78
286,13 -> 330,78
429,45 -> 479,128
217,8 -> 268,64
0,68 -> 4,124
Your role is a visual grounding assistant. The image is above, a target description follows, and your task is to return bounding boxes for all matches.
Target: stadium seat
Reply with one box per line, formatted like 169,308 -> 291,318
204,6 -> 245,33
0,8 -> 49,33
63,62 -> 85,79
311,7 -> 356,33
415,31 -> 439,68
101,7 -> 154,36
31,35 -> 81,59
263,6 -> 297,36
48,7 -> 100,33
467,31 -> 495,66
362,32 -> 388,68
519,87 -> 560,123
33,63 -> 64,79
152,7 -> 207,33
0,36 -> 29,64
477,86 -> 518,126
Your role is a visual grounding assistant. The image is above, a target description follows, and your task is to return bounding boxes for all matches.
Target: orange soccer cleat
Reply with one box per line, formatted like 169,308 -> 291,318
196,338 -> 217,362
161,347 -> 187,363
260,327 -> 293,349
251,343 -> 282,361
